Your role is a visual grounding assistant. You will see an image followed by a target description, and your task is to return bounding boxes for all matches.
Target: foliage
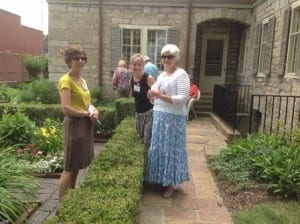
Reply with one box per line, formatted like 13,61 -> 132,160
23,55 -> 48,80
32,118 -> 62,155
114,97 -> 135,124
5,86 -> 35,104
15,154 -> 63,174
0,147 -> 38,223
0,103 -> 63,127
0,110 -> 37,147
234,201 -> 300,224
12,118 -> 64,174
47,117 -> 145,224
89,86 -> 102,105
209,129 -> 300,198
0,85 -> 11,103
95,105 -> 117,136
2,80 -> 59,104
16,144 -> 44,162
31,79 -> 59,104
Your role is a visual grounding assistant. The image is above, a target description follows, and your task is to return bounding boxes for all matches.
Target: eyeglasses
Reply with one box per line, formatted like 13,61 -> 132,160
72,56 -> 87,62
161,55 -> 175,60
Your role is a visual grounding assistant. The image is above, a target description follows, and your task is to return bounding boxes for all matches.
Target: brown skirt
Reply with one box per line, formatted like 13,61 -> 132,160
63,116 -> 94,171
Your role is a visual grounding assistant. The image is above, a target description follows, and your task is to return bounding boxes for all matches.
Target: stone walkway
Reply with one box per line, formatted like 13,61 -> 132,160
27,117 -> 233,224
137,117 -> 233,224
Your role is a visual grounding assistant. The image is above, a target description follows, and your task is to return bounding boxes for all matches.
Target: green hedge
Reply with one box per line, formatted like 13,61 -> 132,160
0,98 -> 135,135
46,117 -> 145,224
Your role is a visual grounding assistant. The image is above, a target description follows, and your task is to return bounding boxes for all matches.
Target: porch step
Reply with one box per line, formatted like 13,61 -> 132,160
193,93 -> 213,117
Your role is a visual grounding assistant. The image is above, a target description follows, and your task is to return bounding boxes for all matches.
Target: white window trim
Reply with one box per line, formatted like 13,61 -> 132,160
119,24 -> 169,55
285,0 -> 300,80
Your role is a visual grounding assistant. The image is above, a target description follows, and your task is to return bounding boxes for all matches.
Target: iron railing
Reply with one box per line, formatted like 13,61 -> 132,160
249,95 -> 300,135
213,84 -> 252,130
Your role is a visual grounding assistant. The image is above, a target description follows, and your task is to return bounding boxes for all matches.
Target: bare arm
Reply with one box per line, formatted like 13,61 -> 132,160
147,75 -> 156,87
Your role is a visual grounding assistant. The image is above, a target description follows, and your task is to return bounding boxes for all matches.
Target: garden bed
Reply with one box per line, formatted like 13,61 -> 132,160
213,177 -> 283,215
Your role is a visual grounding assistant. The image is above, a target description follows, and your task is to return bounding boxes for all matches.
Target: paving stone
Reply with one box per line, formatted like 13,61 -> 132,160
137,206 -> 164,224
197,210 -> 233,224
26,210 -> 50,224
164,208 -> 198,222
39,199 -> 59,212
192,171 -> 222,200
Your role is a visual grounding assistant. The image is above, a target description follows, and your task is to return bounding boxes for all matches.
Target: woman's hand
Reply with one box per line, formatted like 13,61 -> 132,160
88,105 -> 100,123
148,89 -> 161,100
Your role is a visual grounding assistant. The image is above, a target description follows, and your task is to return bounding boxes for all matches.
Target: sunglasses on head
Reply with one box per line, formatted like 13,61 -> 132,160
161,55 -> 175,60
72,56 -> 87,62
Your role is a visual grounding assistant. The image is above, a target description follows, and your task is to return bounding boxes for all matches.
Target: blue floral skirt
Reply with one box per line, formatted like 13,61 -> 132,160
145,111 -> 189,186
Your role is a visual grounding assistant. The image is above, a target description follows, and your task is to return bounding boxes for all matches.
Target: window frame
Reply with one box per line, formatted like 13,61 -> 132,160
119,24 -> 169,68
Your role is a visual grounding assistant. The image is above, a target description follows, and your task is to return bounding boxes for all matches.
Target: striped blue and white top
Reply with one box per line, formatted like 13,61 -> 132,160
152,68 -> 190,116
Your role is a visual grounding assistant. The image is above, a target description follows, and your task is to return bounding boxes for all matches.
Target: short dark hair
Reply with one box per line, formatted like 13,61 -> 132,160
64,45 -> 87,68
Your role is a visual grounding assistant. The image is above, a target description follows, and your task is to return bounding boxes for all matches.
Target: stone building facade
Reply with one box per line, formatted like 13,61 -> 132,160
48,0 -> 300,99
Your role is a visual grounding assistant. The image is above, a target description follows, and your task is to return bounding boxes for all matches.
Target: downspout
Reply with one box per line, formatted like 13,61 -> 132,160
98,0 -> 103,87
184,0 -> 193,71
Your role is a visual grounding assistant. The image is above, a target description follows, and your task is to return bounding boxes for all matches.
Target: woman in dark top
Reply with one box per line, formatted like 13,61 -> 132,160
130,53 -> 155,149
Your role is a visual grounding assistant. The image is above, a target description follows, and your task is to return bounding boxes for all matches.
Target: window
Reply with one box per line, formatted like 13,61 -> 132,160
120,26 -> 168,70
286,2 -> 300,77
205,39 -> 224,76
252,17 -> 275,76
147,30 -> 166,70
121,29 -> 141,63
258,21 -> 269,76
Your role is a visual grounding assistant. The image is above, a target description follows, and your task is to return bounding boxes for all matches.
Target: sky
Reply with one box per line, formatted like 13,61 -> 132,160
0,0 -> 48,34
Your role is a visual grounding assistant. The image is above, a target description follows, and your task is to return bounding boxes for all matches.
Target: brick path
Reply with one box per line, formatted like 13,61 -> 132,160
137,117 -> 233,224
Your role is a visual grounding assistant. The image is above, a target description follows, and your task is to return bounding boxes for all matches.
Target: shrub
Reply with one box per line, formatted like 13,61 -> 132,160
0,110 -> 37,147
24,55 -> 48,80
0,85 -> 10,103
209,131 -> 300,198
47,117 -> 145,224
90,86 -> 102,105
31,79 -> 60,104
4,86 -> 35,104
0,103 -> 63,127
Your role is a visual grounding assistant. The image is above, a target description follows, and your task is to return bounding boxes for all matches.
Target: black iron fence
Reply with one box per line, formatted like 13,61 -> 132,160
213,85 -> 300,135
213,84 -> 252,130
249,95 -> 300,135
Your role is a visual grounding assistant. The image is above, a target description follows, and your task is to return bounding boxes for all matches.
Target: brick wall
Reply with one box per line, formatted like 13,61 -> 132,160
0,9 -> 44,82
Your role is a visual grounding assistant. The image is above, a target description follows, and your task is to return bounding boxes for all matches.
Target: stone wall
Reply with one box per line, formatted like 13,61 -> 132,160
244,0 -> 300,96
48,0 -> 300,98
48,2 -> 99,87
101,5 -> 188,97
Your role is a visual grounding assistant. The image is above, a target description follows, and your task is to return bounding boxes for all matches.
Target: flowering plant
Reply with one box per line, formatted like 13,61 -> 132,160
32,118 -> 62,156
16,143 -> 43,162
15,118 -> 64,174
16,144 -> 64,173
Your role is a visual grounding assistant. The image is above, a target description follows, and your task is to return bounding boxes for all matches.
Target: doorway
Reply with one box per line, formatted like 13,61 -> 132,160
199,33 -> 229,94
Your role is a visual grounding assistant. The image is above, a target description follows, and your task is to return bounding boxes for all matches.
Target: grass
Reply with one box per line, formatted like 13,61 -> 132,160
234,201 -> 300,224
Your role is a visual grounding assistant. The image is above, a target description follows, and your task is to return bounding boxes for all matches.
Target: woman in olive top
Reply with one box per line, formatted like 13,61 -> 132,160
58,45 -> 99,201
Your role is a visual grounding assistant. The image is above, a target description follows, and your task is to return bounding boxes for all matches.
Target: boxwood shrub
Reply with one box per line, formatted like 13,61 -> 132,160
47,117 -> 145,224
